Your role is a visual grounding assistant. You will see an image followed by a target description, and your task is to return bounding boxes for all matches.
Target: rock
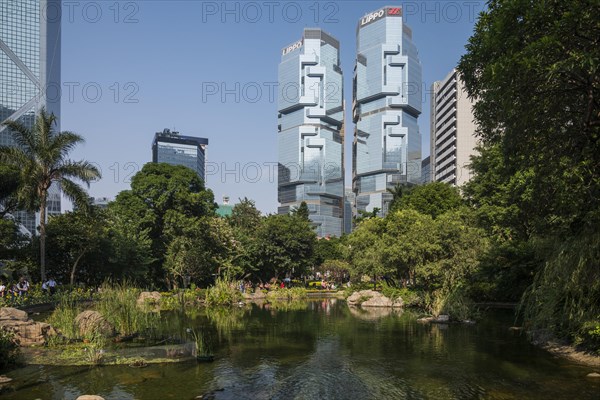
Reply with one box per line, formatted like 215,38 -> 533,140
586,372 -> 600,378
243,291 -> 266,301
0,376 -> 13,384
75,311 -> 115,337
0,308 -> 56,346
462,319 -> 476,325
76,396 -> 105,400
0,307 -> 28,322
361,295 -> 392,307
434,314 -> 450,323
417,316 -> 435,323
137,291 -> 162,307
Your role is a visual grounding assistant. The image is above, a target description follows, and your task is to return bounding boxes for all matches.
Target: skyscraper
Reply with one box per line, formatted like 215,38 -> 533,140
277,28 -> 345,238
353,6 -> 422,217
152,128 -> 209,182
1,0 -> 62,234
430,69 -> 477,186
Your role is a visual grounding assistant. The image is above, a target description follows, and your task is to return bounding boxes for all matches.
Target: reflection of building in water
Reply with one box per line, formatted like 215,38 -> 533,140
277,28 -> 345,237
152,128 -> 209,182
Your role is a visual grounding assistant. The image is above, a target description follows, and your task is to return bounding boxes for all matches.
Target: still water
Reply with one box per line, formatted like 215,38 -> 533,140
2,299 -> 599,399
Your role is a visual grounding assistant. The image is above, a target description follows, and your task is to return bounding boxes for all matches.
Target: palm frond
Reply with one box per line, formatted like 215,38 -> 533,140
54,160 -> 101,185
60,177 -> 92,212
1,120 -> 36,152
0,146 -> 30,166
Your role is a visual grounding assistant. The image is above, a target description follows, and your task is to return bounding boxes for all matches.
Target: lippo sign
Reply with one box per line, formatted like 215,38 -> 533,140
282,39 -> 303,56
360,7 -> 402,27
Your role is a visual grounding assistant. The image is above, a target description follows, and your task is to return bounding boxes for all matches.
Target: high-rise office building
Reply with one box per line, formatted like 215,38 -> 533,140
430,69 -> 477,186
278,28 -> 345,237
152,128 -> 209,182
352,6 -> 422,217
343,187 -> 355,234
1,0 -> 62,234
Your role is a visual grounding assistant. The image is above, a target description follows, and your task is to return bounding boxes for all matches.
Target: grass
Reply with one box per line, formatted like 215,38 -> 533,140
205,277 -> 242,306
96,281 -> 159,337
47,294 -> 83,341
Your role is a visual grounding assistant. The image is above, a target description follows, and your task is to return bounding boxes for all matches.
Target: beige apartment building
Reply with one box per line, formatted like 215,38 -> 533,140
430,69 -> 478,186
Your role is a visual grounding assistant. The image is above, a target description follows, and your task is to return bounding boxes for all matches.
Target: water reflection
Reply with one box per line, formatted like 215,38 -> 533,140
2,299 -> 599,399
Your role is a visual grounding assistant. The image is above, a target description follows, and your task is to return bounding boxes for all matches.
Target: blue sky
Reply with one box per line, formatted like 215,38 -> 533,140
61,0 -> 485,213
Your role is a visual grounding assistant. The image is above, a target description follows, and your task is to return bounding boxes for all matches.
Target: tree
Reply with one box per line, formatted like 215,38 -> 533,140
292,201 -> 310,221
0,109 -> 100,281
0,164 -> 21,217
387,183 -> 413,213
458,0 -> 600,235
250,214 -> 316,282
229,197 -> 261,231
110,163 -> 216,286
458,0 -> 600,347
46,209 -> 107,285
345,217 -> 387,288
393,182 -> 463,219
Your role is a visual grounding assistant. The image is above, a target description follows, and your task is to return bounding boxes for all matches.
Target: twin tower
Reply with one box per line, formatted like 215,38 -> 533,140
277,6 -> 422,237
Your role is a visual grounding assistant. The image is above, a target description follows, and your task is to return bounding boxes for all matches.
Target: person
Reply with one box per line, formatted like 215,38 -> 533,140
47,277 -> 57,294
0,281 -> 5,297
16,277 -> 29,296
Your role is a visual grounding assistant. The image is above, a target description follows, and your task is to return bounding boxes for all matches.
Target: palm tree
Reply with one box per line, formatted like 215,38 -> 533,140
0,108 -> 101,281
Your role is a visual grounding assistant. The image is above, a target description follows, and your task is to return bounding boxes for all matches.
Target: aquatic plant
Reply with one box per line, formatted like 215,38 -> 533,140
96,281 -> 159,337
47,293 -> 82,341
0,328 -> 20,371
204,277 -> 242,306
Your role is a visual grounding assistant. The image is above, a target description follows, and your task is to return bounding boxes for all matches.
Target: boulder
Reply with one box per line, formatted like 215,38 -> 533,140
0,376 -> 13,384
0,307 -> 28,322
586,372 -> 600,378
0,307 -> 56,346
346,290 -> 402,308
76,396 -> 105,400
435,314 -> 450,323
137,291 -> 162,307
75,311 -> 114,337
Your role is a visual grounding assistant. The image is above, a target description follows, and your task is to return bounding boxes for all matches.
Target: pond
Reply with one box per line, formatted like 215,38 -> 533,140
2,299 -> 599,399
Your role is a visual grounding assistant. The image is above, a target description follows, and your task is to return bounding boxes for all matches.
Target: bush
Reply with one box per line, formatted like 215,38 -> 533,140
205,277 -> 242,306
96,281 -> 159,337
48,294 -> 82,341
381,284 -> 424,307
426,286 -> 476,321
0,328 -> 20,371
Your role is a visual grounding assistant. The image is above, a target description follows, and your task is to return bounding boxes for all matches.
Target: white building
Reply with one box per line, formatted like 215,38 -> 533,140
430,69 -> 478,186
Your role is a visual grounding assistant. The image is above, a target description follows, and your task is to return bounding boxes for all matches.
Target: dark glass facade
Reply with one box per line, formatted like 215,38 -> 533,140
152,129 -> 209,182
352,6 -> 422,217
278,28 -> 345,237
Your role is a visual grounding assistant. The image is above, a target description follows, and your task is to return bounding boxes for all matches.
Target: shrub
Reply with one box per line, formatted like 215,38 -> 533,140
205,277 -> 242,306
48,294 -> 82,341
0,328 -> 20,371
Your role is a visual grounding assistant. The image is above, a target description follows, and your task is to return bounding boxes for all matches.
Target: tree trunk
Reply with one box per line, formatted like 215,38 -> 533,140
70,250 -> 87,286
39,193 -> 47,282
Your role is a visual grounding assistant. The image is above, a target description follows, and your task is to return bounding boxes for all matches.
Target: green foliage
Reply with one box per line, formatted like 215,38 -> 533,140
0,108 -> 101,281
48,294 -> 82,341
249,214 -> 316,282
204,277 -> 242,306
229,197 -> 261,231
0,217 -> 29,261
292,201 -> 310,221
82,332 -> 107,365
460,0 -> 600,346
381,284 -> 423,308
0,328 -> 20,371
520,234 -> 600,352
165,216 -> 237,287
46,209 -> 108,285
393,182 -> 463,218
110,163 -> 217,287
265,287 -> 308,301
96,281 -> 159,337
427,285 -> 476,321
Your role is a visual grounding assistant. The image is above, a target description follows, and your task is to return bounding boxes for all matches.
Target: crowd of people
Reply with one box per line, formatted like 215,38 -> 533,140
0,276 -> 57,298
